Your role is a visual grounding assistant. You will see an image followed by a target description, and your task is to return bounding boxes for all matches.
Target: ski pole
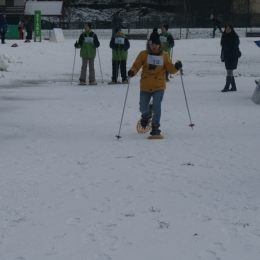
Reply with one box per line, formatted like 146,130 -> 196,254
97,48 -> 104,83
116,49 -> 119,82
71,47 -> 77,85
170,48 -> 173,78
179,69 -> 195,129
116,77 -> 131,140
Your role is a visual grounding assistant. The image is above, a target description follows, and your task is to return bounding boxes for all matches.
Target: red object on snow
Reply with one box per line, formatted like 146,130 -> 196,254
11,43 -> 18,47
44,37 -> 50,40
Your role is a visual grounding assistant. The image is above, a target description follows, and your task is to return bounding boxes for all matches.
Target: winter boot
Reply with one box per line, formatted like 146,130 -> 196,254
150,124 -> 161,136
140,114 -> 152,128
229,77 -> 237,91
79,79 -> 86,85
221,76 -> 232,92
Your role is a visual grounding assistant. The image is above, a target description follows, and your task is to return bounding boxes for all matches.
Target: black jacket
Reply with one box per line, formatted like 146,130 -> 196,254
221,31 -> 240,70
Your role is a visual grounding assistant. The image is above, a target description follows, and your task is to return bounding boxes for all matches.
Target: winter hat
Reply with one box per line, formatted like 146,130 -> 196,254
162,24 -> 169,31
87,22 -> 92,28
115,27 -> 121,33
149,28 -> 161,45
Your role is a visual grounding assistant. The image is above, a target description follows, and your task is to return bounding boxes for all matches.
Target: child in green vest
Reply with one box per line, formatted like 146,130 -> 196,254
109,27 -> 130,84
74,22 -> 100,85
159,25 -> 174,82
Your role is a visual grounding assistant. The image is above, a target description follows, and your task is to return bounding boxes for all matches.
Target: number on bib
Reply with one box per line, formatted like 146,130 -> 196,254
159,36 -> 167,42
147,55 -> 164,66
84,37 -> 93,43
115,37 -> 125,45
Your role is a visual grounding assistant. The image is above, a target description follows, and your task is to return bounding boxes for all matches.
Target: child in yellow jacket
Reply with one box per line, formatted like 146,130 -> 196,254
128,28 -> 182,137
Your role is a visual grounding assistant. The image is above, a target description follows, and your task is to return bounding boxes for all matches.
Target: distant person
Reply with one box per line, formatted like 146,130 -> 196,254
74,22 -> 100,85
18,19 -> 25,39
220,25 -> 240,92
210,13 -> 223,38
25,19 -> 33,42
109,27 -> 130,84
159,25 -> 175,81
111,11 -> 123,38
0,12 -> 7,44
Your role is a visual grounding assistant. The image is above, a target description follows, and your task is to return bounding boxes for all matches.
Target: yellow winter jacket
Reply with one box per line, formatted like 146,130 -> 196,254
129,43 -> 179,92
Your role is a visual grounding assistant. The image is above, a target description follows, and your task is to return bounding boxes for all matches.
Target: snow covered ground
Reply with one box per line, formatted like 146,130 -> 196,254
0,28 -> 260,260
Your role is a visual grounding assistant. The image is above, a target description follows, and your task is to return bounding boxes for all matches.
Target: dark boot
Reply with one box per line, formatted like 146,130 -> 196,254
229,77 -> 237,91
221,76 -> 232,92
150,124 -> 161,136
140,114 -> 152,128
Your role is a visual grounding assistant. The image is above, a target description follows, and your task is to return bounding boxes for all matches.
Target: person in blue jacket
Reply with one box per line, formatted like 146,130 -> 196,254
0,12 -> 8,44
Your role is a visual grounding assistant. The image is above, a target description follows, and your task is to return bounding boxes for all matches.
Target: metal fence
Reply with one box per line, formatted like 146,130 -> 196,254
49,15 -> 260,30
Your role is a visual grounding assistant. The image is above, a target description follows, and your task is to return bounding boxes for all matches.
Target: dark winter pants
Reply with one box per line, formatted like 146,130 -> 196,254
112,60 -> 127,82
139,90 -> 165,126
79,57 -> 95,83
213,24 -> 223,37
1,32 -> 5,43
26,31 -> 32,40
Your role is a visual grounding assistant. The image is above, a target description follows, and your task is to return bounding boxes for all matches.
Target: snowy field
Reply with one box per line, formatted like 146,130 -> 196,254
0,28 -> 260,260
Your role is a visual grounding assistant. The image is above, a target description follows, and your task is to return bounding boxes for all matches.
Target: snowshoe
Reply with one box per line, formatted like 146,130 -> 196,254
136,102 -> 153,134
147,124 -> 164,139
78,80 -> 86,85
108,80 -> 117,84
122,79 -> 128,84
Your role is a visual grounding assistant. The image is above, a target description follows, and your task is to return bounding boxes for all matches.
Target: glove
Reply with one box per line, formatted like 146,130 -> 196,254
74,41 -> 78,48
128,70 -> 134,78
94,39 -> 100,48
123,46 -> 128,51
175,60 -> 182,70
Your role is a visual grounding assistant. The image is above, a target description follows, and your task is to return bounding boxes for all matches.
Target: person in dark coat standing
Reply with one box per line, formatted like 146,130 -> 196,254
220,25 -> 240,92
0,12 -> 8,44
25,19 -> 33,42
111,11 -> 123,38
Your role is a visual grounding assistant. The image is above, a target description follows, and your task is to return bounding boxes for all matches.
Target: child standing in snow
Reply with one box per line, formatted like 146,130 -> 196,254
109,27 -> 130,84
159,25 -> 175,81
128,28 -> 182,138
74,22 -> 100,85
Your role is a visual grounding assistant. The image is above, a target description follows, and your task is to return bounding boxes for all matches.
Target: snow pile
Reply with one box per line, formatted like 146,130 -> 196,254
0,54 -> 13,71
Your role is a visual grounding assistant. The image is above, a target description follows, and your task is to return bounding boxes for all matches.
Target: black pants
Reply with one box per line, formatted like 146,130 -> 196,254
213,24 -> 223,37
26,31 -> 32,40
112,60 -> 127,82
1,32 -> 5,43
